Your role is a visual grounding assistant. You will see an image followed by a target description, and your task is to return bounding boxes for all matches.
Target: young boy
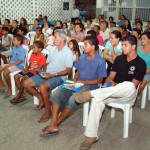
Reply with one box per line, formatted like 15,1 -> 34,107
0,34 -> 26,99
40,36 -> 107,136
0,27 -> 12,63
10,41 -> 46,104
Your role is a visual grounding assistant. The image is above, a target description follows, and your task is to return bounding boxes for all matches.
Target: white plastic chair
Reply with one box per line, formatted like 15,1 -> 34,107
106,84 -> 140,138
141,83 -> 150,109
9,45 -> 29,95
98,45 -> 105,58
78,42 -> 84,55
26,31 -> 36,45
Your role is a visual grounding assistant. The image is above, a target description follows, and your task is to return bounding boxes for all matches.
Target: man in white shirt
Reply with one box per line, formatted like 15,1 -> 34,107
71,4 -> 80,23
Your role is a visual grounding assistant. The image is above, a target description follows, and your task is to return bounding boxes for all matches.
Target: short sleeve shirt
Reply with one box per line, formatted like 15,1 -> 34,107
46,45 -> 74,80
111,55 -> 146,83
10,45 -> 26,70
105,41 -> 122,56
76,53 -> 107,90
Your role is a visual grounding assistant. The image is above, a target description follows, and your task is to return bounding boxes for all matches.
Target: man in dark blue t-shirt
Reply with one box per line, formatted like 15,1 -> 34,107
75,35 -> 146,150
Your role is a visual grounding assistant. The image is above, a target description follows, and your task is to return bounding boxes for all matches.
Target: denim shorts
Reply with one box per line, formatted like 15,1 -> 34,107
51,85 -> 90,111
31,75 -> 64,90
144,73 -> 150,82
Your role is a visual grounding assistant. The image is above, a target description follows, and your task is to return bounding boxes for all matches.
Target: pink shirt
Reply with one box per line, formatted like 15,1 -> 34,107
97,34 -> 104,46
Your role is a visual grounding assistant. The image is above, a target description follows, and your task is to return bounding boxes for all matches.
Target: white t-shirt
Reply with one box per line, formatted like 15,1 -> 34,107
72,8 -> 80,18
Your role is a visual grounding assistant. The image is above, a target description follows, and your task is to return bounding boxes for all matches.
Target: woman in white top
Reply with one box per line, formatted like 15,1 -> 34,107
42,22 -> 53,36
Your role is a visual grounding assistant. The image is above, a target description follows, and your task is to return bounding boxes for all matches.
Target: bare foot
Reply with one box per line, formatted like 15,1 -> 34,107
38,113 -> 51,123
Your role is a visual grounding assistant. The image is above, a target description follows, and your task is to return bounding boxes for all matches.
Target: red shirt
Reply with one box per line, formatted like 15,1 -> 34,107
29,53 -> 46,75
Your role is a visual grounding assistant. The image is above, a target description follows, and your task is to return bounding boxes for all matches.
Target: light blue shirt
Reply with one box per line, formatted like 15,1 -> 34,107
138,46 -> 150,69
46,45 -> 74,80
10,45 -> 26,70
105,41 -> 122,56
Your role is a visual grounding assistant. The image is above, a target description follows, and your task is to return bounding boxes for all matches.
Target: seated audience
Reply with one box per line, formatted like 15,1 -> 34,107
40,36 -> 107,137
23,29 -> 73,122
93,25 -> 104,46
132,28 -> 141,47
70,23 -> 85,42
42,21 -> 53,36
0,34 -> 26,98
100,21 -> 110,44
31,19 -> 39,32
138,32 -> 150,95
10,41 -> 46,104
9,20 -> 19,35
62,22 -> 68,35
45,35 -> 54,52
103,30 -> 122,75
84,19 -> 93,35
19,17 -> 29,32
68,39 -> 80,66
75,35 -> 146,150
118,25 -> 130,38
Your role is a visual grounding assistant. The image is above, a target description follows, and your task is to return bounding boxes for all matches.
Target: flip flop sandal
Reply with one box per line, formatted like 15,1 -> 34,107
42,126 -> 49,132
40,130 -> 59,137
10,97 -> 27,105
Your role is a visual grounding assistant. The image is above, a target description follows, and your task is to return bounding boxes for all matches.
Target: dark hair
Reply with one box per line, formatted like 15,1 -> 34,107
109,16 -> 114,21
132,28 -> 141,36
34,18 -> 39,23
87,30 -> 97,37
36,27 -> 42,33
86,18 -> 93,24
119,25 -> 126,31
57,20 -> 62,26
20,17 -> 28,26
14,34 -> 23,44
43,16 -> 48,20
111,30 -> 122,40
34,40 -> 44,49
62,22 -> 68,28
141,31 -> 150,39
13,20 -> 19,24
5,19 -> 10,24
75,23 -> 84,31
125,19 -> 131,31
69,39 -> 80,56
84,36 -> 99,51
52,27 -> 62,35
94,25 -> 100,30
122,35 -> 137,46
18,27 -> 28,35
100,21 -> 108,28
135,21 -> 143,27
121,15 -> 126,20
2,27 -> 9,32
111,21 -> 116,27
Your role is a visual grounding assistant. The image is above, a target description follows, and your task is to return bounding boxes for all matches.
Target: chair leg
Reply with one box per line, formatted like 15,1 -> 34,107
141,85 -> 147,109
123,105 -> 130,138
129,108 -> 132,123
10,75 -> 16,95
33,96 -> 39,105
111,108 -> 115,118
83,102 -> 89,126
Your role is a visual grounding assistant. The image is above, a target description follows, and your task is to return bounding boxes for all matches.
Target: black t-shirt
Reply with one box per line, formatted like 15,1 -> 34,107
111,55 -> 146,83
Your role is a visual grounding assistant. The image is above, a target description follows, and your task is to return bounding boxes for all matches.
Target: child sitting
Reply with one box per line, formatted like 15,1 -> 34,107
10,40 -> 46,104
0,27 -> 12,63
0,34 -> 26,99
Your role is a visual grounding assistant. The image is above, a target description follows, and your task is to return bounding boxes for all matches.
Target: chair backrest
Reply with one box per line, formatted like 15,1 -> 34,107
78,42 -> 84,55
26,31 -> 36,45
98,45 -> 105,58
22,45 -> 29,68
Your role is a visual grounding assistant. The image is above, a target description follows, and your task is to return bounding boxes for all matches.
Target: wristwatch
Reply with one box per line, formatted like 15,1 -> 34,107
55,73 -> 58,77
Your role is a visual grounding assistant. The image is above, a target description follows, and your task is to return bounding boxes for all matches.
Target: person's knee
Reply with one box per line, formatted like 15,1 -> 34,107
23,79 -> 34,89
3,69 -> 10,75
39,83 -> 50,92
14,74 -> 20,80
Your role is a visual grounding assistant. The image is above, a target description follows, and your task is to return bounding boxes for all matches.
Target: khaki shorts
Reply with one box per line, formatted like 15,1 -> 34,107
1,64 -> 21,73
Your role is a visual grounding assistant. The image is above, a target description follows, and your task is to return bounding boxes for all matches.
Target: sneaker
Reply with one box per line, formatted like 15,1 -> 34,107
80,137 -> 98,150
75,91 -> 92,103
